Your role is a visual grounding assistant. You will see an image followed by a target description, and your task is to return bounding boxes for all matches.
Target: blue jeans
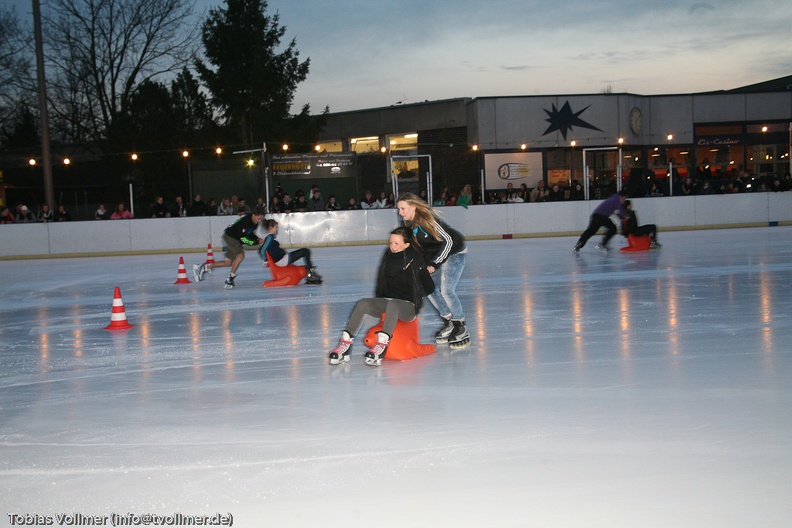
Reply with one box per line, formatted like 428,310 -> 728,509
427,252 -> 466,320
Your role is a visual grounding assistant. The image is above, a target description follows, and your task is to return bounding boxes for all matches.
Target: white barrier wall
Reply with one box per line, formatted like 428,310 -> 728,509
2,193 -> 791,258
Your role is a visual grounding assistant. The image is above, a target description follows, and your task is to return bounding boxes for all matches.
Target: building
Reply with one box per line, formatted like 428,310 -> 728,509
311,75 -> 792,205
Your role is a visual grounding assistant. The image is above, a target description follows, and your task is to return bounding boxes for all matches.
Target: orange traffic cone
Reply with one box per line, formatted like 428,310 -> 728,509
205,244 -> 215,265
174,256 -> 191,284
104,287 -> 134,331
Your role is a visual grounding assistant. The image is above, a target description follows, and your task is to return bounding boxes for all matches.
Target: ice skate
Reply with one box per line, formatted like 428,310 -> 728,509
650,240 -> 662,249
224,274 -> 235,289
572,242 -> 582,253
306,267 -> 323,285
329,331 -> 353,365
448,319 -> 471,349
193,263 -> 207,282
364,332 -> 389,367
595,243 -> 609,253
434,317 -> 454,344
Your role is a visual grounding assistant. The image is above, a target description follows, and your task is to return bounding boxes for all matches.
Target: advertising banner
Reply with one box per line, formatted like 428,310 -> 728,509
272,152 -> 356,180
484,152 -> 543,191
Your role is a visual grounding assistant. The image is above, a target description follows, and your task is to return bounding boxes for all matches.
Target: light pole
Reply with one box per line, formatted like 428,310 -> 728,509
32,0 -> 55,209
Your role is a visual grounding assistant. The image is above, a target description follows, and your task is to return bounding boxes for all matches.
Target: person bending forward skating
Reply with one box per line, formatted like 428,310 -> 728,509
328,227 -> 434,367
193,206 -> 265,289
397,192 -> 470,349
573,190 -> 628,253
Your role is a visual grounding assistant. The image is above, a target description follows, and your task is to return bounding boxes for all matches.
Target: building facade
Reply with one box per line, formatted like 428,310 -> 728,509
315,77 -> 792,204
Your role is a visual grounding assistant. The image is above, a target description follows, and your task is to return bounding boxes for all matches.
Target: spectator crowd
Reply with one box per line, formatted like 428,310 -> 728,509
2,171 -> 790,225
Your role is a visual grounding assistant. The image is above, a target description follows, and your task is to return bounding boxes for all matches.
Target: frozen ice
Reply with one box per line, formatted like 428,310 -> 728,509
1,227 -> 791,527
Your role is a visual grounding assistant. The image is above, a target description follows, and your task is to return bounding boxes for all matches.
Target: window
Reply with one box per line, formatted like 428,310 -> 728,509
350,136 -> 380,153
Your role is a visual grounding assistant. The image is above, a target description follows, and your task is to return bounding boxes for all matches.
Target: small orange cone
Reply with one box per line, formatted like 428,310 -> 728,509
174,256 -> 191,284
205,244 -> 215,265
104,287 -> 134,331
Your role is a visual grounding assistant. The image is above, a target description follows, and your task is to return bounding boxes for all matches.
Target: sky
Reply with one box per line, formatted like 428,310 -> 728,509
10,0 -> 792,114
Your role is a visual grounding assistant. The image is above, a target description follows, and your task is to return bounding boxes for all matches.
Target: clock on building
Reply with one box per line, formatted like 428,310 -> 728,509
629,107 -> 643,135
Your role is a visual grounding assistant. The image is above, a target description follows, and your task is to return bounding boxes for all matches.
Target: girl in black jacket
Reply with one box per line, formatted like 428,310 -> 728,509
329,227 -> 435,367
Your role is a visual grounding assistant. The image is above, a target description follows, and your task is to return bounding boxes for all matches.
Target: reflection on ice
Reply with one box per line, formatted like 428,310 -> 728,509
1,227 -> 791,527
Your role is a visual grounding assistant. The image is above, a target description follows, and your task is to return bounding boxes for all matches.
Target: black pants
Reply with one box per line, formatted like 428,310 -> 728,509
632,224 -> 658,240
577,214 -> 617,248
286,248 -> 313,269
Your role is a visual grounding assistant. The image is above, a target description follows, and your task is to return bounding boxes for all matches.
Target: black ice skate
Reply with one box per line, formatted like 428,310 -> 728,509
434,317 -> 454,344
306,267 -> 323,285
448,319 -> 470,349
224,274 -> 235,289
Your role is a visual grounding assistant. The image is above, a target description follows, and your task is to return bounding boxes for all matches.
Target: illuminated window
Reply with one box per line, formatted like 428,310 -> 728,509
350,136 -> 380,153
387,133 -> 418,153
314,141 -> 343,153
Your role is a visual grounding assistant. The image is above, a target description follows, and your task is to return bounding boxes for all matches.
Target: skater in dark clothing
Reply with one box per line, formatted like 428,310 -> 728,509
622,200 -> 661,248
573,190 -> 628,253
257,219 -> 322,284
193,206 -> 266,289
328,227 -> 435,367
396,192 -> 470,349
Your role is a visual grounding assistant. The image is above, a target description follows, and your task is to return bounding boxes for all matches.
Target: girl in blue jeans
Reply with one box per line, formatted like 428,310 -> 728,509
396,192 -> 470,349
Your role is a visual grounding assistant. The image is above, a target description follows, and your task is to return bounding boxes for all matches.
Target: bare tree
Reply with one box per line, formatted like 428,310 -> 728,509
42,0 -> 199,144
0,6 -> 34,126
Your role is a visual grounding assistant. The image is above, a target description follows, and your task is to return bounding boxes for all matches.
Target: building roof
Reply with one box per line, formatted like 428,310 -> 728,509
726,75 -> 792,93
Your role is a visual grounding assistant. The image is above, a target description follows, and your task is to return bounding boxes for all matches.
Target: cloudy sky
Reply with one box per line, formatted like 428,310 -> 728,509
202,0 -> 791,113
12,0 -> 792,113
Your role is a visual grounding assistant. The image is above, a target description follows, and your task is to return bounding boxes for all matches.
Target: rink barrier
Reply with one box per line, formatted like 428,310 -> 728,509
1,193 -> 791,259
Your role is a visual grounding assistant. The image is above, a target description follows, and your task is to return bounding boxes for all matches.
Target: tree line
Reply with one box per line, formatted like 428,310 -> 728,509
0,0 -> 326,198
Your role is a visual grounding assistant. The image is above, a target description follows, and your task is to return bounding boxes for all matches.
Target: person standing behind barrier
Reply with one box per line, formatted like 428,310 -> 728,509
217,197 -> 233,215
328,227 -> 435,367
326,195 -> 341,211
56,205 -> 72,222
530,180 -> 548,202
37,204 -> 54,222
396,192 -> 470,349
170,195 -> 186,217
1,206 -> 14,223
457,184 -> 472,209
95,204 -> 109,220
573,189 -> 628,253
151,196 -> 169,218
111,203 -> 134,219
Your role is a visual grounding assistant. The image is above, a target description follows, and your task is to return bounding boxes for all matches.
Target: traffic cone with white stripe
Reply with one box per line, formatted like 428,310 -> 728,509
104,287 -> 134,331
174,256 -> 191,284
205,244 -> 215,265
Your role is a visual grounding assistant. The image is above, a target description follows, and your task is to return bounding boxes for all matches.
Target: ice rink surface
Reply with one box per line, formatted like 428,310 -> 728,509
1,227 -> 791,527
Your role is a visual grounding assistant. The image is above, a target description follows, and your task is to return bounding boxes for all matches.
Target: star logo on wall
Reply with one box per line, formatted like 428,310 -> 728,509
542,101 -> 602,140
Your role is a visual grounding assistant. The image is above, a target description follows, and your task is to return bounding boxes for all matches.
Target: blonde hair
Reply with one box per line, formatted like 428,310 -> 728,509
397,192 -> 442,241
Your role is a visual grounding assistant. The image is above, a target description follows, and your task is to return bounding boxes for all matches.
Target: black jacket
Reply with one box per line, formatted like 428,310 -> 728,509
412,219 -> 466,268
224,214 -> 260,245
376,246 -> 435,311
